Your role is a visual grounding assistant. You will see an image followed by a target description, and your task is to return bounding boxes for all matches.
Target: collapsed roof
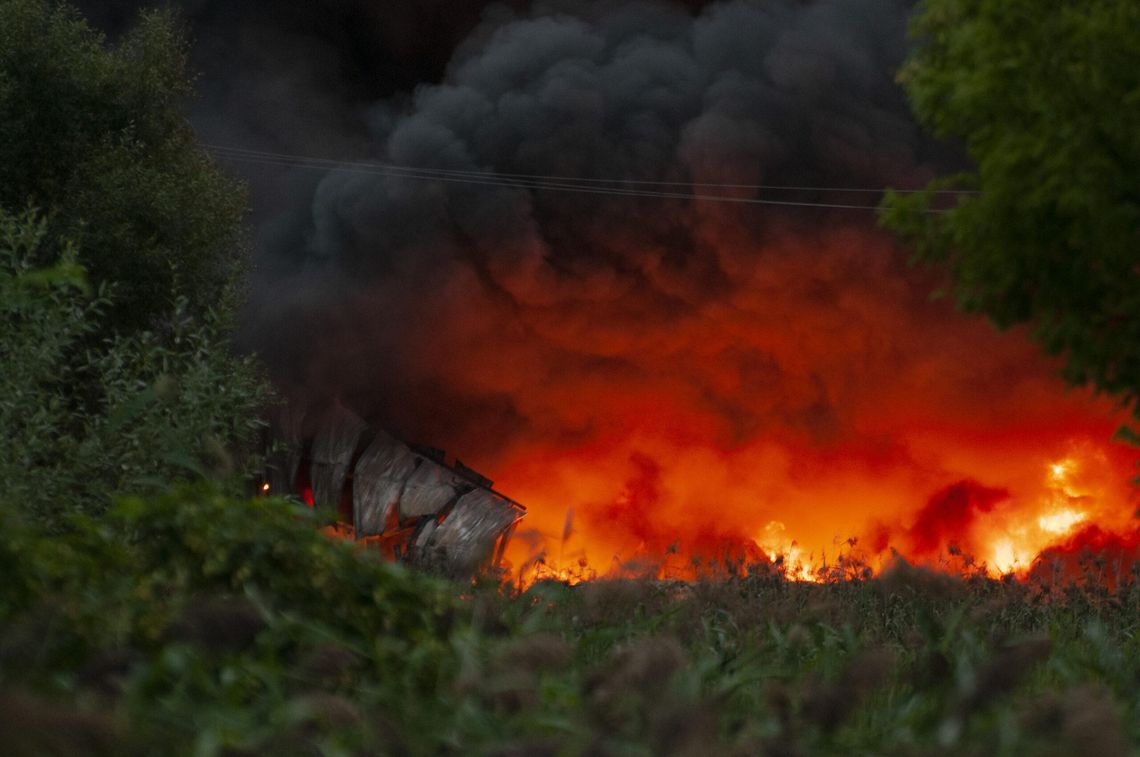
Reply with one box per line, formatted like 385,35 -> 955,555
264,402 -> 525,578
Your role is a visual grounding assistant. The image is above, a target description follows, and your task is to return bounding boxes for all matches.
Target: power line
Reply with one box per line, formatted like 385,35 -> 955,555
205,143 -> 963,212
206,144 -> 974,195
208,149 -> 883,210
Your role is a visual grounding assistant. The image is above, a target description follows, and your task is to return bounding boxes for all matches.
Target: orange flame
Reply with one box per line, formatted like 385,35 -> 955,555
501,440 -> 1136,587
348,227 -> 1139,587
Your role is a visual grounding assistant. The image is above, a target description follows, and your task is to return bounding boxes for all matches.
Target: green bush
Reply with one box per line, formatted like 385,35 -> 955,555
4,497 -> 1140,756
0,0 -> 248,335
0,209 -> 268,530
880,0 -> 1140,432
0,485 -> 464,755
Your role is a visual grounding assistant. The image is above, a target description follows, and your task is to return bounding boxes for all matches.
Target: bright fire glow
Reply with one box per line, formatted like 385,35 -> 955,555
503,442 -> 1135,586
968,454 -> 1106,576
990,540 -> 1021,574
759,522 -> 820,582
1038,509 -> 1085,535
340,224 -> 1138,587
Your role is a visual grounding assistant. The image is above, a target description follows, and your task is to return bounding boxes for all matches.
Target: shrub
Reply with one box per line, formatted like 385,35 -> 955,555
0,209 -> 268,530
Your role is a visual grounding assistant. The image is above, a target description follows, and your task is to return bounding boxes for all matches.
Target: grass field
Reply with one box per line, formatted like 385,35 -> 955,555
2,489 -> 1138,756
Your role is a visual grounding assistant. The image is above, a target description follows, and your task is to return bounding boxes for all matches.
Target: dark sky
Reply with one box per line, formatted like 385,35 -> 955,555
78,0 -> 529,96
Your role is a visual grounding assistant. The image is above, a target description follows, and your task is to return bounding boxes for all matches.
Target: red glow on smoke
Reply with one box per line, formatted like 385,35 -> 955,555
317,219 -> 1137,584
459,229 -> 1140,586
906,480 -> 1010,558
1030,525 -> 1140,590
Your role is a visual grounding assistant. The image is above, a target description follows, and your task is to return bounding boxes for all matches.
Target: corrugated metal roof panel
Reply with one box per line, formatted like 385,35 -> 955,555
399,458 -> 465,519
353,431 -> 417,536
421,489 -> 521,577
310,405 -> 369,511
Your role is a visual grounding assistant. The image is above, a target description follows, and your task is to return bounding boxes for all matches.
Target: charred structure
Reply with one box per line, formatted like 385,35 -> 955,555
266,403 -> 524,579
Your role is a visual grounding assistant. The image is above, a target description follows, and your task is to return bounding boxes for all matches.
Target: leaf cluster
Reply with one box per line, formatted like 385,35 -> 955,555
880,0 -> 1140,425
0,208 -> 269,530
0,0 -> 247,335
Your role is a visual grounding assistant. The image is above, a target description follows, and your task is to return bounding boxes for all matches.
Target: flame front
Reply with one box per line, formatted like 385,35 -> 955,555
479,234 -> 1138,586
502,435 -> 1136,586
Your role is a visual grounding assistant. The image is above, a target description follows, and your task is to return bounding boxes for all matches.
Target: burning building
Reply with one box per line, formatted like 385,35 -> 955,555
265,402 -> 524,578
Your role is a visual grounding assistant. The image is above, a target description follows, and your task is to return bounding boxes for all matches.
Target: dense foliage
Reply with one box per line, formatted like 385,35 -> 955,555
3,497 -> 1140,756
0,487 -> 461,755
0,0 -> 266,532
0,209 -> 268,529
880,0 -> 1140,428
0,0 -> 247,335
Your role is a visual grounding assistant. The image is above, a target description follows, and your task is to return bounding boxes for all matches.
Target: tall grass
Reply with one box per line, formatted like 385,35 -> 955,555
3,488 -> 1138,755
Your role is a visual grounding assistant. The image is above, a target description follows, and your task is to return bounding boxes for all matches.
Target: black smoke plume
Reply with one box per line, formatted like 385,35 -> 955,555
84,0 -> 971,459
73,1 -> 1139,574
127,0 -> 957,450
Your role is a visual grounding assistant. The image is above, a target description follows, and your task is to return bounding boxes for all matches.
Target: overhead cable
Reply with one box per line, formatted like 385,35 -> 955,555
205,143 -> 964,212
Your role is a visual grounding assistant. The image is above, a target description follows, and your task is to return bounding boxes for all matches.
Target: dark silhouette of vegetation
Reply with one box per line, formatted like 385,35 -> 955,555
0,0 -> 267,529
4,503 -> 1140,755
0,209 -> 268,529
0,0 -> 247,336
880,0 -> 1140,434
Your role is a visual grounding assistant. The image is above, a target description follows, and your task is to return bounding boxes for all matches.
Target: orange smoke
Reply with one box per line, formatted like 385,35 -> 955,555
305,213 -> 1137,584
435,226 -> 1140,585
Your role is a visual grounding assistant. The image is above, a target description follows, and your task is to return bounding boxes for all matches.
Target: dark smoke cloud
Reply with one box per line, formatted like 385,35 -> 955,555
210,0 -> 953,447
80,1 -> 949,454
906,480 -> 1010,557
74,0 -> 536,253
77,0 -> 522,99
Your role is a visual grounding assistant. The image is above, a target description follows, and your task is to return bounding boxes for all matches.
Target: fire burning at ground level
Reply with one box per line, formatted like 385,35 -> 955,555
496,420 -> 1138,588
272,396 -> 1138,590
266,223 -> 1138,589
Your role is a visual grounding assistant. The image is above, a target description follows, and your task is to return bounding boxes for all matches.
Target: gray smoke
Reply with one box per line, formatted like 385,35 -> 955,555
230,0 -> 958,452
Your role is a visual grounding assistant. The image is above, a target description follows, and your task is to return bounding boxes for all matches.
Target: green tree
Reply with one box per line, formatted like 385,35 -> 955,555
0,209 -> 269,529
0,2 -> 271,528
0,0 -> 246,335
880,0 -> 1140,429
